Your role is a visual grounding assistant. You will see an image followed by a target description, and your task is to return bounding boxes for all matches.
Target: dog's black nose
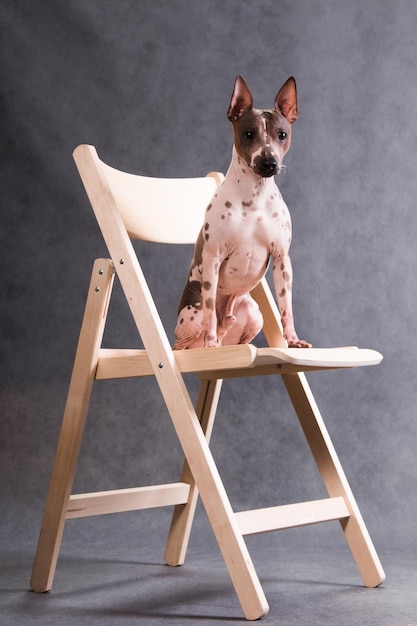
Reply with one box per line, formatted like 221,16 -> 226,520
260,158 -> 277,176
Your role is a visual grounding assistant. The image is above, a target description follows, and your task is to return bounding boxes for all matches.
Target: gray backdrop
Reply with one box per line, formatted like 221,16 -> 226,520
1,0 -> 416,567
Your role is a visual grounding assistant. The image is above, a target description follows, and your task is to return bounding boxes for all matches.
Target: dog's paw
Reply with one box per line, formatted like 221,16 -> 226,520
203,331 -> 219,348
284,330 -> 312,348
218,314 -> 236,335
287,337 -> 312,348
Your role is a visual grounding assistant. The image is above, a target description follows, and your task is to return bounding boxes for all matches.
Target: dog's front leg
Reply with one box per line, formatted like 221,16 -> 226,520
272,253 -> 311,348
201,250 -> 221,348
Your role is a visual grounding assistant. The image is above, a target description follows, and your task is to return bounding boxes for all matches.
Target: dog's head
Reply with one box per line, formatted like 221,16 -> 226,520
227,75 -> 298,177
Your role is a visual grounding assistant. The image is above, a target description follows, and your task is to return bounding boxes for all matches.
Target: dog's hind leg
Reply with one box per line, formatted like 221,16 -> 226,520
217,294 -> 237,345
173,305 -> 204,349
220,294 -> 263,346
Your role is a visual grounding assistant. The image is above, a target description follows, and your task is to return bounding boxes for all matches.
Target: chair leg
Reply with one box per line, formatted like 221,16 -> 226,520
164,378 -> 269,619
282,372 -> 386,587
30,259 -> 115,593
156,373 -> 268,619
164,377 -> 223,566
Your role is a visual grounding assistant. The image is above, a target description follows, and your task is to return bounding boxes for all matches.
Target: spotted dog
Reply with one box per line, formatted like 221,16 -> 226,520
174,75 -> 311,350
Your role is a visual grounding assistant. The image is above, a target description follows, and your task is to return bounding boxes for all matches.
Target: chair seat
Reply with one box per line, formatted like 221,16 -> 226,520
95,344 -> 383,380
256,346 -> 383,368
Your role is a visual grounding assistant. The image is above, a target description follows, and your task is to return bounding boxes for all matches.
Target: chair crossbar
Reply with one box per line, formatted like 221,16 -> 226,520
235,497 -> 350,536
67,483 -> 191,519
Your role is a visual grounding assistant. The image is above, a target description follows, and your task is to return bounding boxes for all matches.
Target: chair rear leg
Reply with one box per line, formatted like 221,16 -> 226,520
164,377 -> 222,566
282,372 -> 385,587
30,259 -> 115,592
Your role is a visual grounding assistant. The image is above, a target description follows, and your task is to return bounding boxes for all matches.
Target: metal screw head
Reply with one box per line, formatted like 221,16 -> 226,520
158,362 -> 164,369
95,286 -> 100,292
119,259 -> 125,265
98,269 -> 104,275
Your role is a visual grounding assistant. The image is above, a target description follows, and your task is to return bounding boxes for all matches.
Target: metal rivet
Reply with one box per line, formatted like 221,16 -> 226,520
95,286 -> 100,292
98,269 -> 104,275
158,362 -> 164,369
119,259 -> 125,265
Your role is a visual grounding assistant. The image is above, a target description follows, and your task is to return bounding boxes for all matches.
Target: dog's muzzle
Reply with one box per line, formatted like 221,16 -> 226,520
253,155 -> 278,177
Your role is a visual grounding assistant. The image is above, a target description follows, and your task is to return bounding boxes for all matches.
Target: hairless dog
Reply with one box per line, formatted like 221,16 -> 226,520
174,75 -> 311,350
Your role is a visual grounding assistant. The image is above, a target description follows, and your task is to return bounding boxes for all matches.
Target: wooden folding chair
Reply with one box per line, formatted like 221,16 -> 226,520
30,144 -> 385,620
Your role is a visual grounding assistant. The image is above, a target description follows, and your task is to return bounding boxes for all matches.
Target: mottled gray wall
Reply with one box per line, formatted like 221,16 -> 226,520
1,0 -> 416,558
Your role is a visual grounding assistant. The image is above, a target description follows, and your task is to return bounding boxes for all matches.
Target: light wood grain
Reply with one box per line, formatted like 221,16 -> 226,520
67,484 -> 190,518
235,497 -> 349,535
30,144 -> 385,622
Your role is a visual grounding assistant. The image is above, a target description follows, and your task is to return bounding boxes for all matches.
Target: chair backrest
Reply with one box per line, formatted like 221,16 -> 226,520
74,144 -> 223,244
73,144 -> 287,349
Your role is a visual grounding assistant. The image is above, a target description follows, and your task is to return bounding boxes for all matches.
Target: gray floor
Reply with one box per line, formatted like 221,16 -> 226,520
2,508 -> 416,625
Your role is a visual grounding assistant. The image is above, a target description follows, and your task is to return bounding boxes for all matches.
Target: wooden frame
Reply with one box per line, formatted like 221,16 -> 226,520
30,145 -> 385,620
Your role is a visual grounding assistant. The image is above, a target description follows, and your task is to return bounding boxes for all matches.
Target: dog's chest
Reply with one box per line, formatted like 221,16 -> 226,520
201,185 -> 292,294
206,185 -> 291,254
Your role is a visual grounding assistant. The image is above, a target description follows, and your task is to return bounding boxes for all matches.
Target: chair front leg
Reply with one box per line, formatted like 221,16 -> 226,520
30,259 -> 114,592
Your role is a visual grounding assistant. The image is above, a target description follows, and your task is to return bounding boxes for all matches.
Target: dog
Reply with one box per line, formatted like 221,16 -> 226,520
174,75 -> 311,350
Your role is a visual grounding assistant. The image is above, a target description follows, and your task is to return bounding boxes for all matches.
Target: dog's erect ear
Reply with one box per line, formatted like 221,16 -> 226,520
275,77 -> 298,123
227,75 -> 253,121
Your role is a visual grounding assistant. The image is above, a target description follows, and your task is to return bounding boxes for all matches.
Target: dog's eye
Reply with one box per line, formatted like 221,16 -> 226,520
243,130 -> 255,142
278,130 -> 287,141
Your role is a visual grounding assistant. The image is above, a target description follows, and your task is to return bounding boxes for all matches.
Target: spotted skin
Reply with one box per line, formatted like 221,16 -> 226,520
174,75 -> 311,350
